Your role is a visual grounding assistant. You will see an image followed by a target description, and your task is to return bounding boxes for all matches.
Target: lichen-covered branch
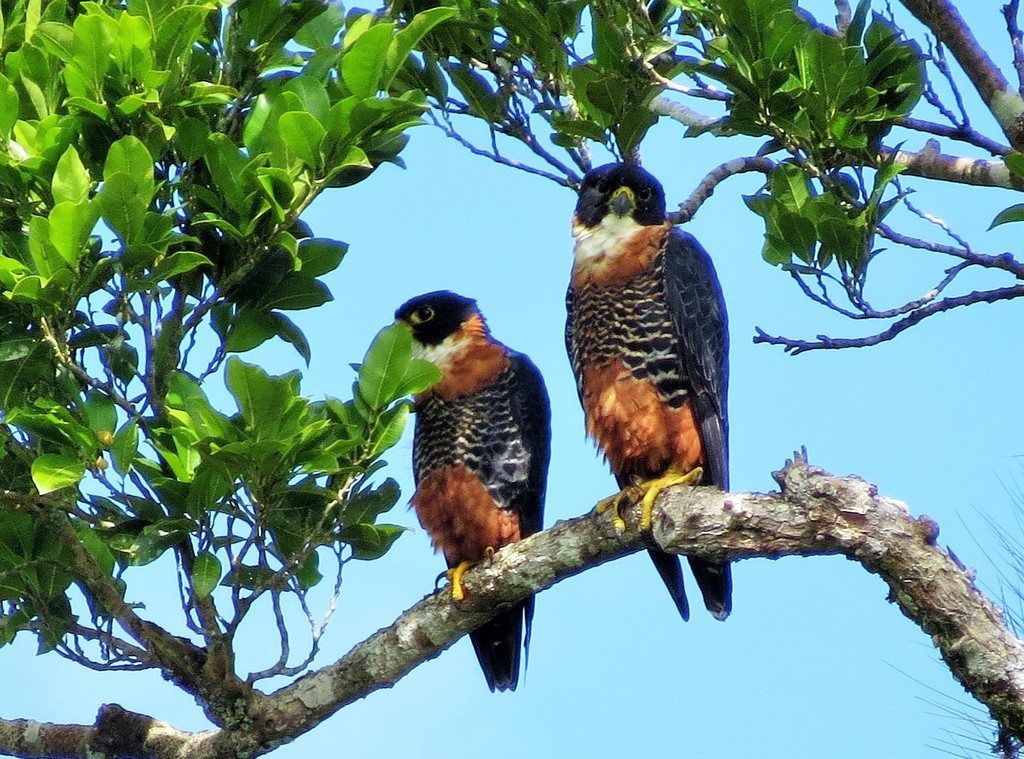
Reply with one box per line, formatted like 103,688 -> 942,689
4,457 -> 1023,758
884,142 -> 1023,190
897,0 -> 1024,149
0,705 -> 215,759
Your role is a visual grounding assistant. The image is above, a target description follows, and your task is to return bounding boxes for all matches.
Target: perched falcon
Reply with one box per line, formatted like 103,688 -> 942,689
397,291 -> 551,691
565,162 -> 732,622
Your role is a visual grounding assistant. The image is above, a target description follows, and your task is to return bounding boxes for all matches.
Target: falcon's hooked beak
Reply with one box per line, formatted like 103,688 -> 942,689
609,186 -> 635,218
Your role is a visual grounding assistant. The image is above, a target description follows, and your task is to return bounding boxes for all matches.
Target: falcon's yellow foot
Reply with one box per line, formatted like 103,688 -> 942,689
638,467 -> 704,531
445,548 -> 495,602
595,484 -> 642,533
446,561 -> 475,602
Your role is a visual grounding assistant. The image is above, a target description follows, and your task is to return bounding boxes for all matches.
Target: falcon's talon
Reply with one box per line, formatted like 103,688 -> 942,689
638,466 -> 704,531
594,489 -> 633,532
446,560 -> 476,602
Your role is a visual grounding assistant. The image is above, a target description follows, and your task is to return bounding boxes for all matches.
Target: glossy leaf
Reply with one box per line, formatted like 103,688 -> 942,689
342,22 -> 394,98
31,454 -> 86,495
990,204 -> 1024,229
191,553 -> 222,599
357,323 -> 414,410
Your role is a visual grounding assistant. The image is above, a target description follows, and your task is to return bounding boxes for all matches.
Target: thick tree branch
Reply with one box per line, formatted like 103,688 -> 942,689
6,457 -> 1023,758
0,706 -> 214,759
884,143 -> 1023,190
898,0 -> 1024,149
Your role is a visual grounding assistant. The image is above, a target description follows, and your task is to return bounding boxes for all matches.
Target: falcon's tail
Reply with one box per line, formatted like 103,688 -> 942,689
469,599 -> 530,692
648,549 -> 690,622
689,556 -> 732,621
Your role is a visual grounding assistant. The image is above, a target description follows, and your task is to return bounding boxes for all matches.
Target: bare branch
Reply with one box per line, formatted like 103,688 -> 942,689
835,0 -> 852,36
877,224 -> 1024,278
426,111 -> 577,187
898,0 -> 1024,149
1005,0 -> 1024,98
753,284 -> 1024,353
669,156 -> 776,224
897,117 -> 1011,156
649,96 -> 723,133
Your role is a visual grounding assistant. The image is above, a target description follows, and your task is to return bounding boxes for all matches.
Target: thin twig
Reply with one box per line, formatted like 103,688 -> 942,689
753,284 -> 1024,353
1005,0 -> 1024,98
669,156 -> 776,224
897,117 -> 1010,156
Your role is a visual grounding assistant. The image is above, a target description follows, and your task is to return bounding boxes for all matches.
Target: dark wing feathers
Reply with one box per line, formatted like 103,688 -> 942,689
506,351 -> 551,537
663,229 -> 729,491
663,229 -> 733,621
473,351 -> 549,691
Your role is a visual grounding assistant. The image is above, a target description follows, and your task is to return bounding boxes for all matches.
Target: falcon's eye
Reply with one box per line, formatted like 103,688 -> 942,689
411,306 -> 435,324
595,180 -> 609,194
638,187 -> 653,201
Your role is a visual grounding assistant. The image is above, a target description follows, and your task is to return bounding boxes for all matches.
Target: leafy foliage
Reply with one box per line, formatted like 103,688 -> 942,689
0,0 -> 445,669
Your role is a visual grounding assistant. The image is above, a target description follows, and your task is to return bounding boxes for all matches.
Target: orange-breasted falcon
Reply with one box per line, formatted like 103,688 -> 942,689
397,291 -> 551,691
565,162 -> 732,622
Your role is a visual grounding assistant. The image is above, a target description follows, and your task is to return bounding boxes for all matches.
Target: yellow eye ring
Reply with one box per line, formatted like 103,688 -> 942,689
410,306 -> 435,325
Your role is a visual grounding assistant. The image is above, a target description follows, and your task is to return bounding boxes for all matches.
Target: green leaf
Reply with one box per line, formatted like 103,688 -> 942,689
225,357 -> 300,434
52,146 -> 91,205
105,135 -> 154,184
191,553 -> 222,599
779,211 -> 817,264
259,276 -> 332,311
31,454 -> 86,495
358,323 -> 414,410
0,339 -> 37,363
278,111 -> 326,168
76,525 -> 115,577
48,201 -> 98,265
296,552 -> 322,589
370,403 -> 409,457
340,523 -> 405,560
225,310 -> 278,353
272,312 -> 312,365
449,65 -> 502,121
97,173 -> 149,245
343,478 -> 400,525
382,7 -> 458,90
848,0 -> 871,45
297,238 -> 348,278
1005,153 -> 1024,181
342,22 -> 395,98
151,251 -> 211,281
0,75 -> 19,139
83,391 -> 116,435
990,203 -> 1024,229
112,419 -> 139,475
771,163 -> 811,211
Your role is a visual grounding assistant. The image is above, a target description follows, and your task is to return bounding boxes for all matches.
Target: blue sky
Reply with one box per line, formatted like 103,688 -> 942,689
5,2 -> 1024,757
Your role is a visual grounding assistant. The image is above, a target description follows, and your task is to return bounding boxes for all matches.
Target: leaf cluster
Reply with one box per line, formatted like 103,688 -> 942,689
0,0 -> 447,670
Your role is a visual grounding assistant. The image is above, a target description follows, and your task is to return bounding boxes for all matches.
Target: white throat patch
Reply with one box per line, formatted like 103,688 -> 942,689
572,213 -> 645,267
410,332 -> 473,374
